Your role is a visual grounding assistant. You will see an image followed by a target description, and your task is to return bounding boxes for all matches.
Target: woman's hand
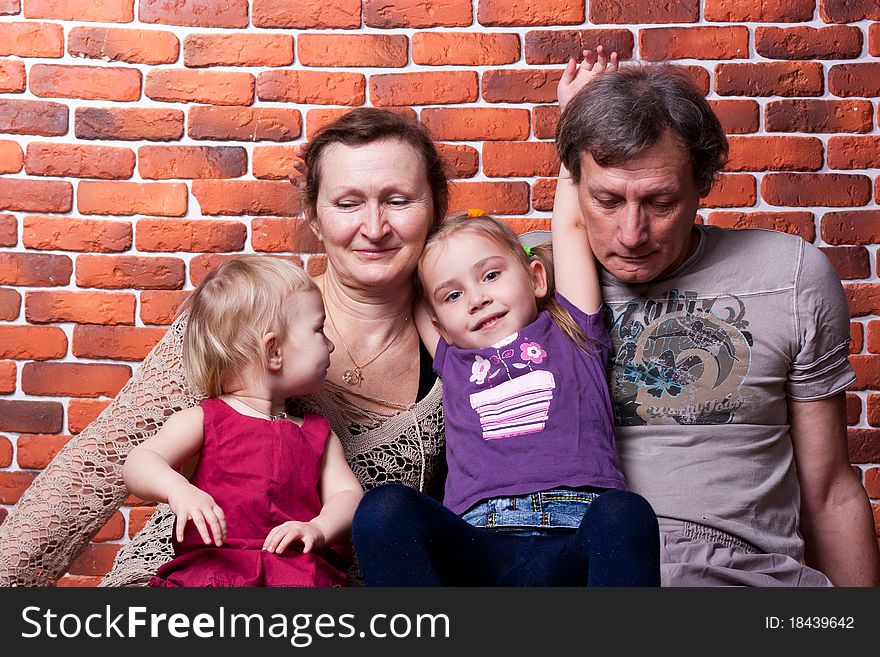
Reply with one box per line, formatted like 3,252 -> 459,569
167,481 -> 227,546
557,45 -> 619,112
263,521 -> 326,554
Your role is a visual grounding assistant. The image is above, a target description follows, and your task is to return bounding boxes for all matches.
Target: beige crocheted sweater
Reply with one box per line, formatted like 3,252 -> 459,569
0,316 -> 445,587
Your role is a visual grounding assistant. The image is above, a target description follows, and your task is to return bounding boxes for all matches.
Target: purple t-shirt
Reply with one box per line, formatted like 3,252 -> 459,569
435,292 -> 626,515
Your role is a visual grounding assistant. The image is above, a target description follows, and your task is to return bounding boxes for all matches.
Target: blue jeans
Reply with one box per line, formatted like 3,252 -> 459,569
352,484 -> 660,586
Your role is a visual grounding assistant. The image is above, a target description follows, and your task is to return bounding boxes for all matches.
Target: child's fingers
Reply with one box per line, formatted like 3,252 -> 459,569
204,508 -> 224,546
191,512 -> 212,545
175,514 -> 187,543
580,49 -> 595,71
214,505 -> 227,542
560,56 -> 578,84
608,51 -> 619,71
595,45 -> 608,73
276,529 -> 303,554
301,534 -> 315,554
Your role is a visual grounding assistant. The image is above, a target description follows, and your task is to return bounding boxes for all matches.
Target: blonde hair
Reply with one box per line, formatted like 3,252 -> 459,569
179,255 -> 319,396
418,214 -> 597,353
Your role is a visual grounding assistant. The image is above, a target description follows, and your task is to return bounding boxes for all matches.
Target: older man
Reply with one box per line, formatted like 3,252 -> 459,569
552,64 -> 880,586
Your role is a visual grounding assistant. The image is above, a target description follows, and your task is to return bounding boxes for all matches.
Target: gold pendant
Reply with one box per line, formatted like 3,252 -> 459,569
342,367 -> 363,387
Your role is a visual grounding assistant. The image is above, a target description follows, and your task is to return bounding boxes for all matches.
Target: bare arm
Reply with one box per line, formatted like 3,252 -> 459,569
789,392 -> 880,586
311,432 -> 364,547
415,300 -> 442,359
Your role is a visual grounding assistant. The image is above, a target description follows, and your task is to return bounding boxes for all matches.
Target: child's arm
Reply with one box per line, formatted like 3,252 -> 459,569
552,47 -> 617,316
415,300 -> 442,358
122,406 -> 227,546
263,432 -> 363,554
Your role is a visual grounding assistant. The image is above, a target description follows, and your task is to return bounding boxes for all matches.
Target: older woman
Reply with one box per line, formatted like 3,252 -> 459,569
0,108 -> 448,586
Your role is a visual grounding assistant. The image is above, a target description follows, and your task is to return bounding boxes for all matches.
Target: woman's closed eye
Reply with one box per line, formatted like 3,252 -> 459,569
387,197 -> 411,207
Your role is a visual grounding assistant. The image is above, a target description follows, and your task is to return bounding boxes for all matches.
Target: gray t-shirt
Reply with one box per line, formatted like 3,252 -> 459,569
601,224 -> 855,559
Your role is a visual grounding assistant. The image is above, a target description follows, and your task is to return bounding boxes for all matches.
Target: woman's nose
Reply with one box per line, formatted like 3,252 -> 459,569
361,204 -> 391,241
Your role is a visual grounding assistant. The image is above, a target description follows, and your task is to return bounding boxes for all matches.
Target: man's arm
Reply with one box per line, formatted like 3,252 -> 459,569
789,392 -> 880,586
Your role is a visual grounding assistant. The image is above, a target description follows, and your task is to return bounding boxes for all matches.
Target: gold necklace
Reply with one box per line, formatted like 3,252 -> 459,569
230,395 -> 288,421
325,309 -> 411,387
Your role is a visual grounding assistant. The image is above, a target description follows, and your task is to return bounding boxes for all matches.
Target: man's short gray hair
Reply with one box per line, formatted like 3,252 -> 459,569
556,64 -> 728,196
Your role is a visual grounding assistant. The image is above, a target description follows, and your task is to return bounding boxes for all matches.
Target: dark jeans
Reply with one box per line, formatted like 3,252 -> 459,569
352,484 -> 660,586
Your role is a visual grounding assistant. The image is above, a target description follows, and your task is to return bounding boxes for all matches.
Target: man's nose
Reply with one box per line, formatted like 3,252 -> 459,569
617,204 -> 649,249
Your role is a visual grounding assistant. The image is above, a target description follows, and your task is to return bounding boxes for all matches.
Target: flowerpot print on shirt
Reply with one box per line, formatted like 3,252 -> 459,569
468,332 -> 557,440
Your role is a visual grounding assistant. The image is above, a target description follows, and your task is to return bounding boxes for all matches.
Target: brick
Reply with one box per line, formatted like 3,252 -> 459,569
591,0 -> 698,23
188,106 -> 302,142
190,254 -> 303,287
77,181 -> 187,217
257,70 -> 364,106
871,23 -> 880,57
436,143 -> 479,179
482,69 -> 561,104
704,0 -> 814,22
700,174 -> 757,208
448,181 -> 530,215
706,211 -> 816,241
23,215 -> 132,252
821,211 -> 880,245
533,106 -> 559,140
829,64 -> 880,98
94,511 -> 125,542
127,506 -> 157,538
22,361 -> 131,397
523,29 -> 633,65
0,471 -> 37,503
422,108 -> 530,141
0,140 -> 23,173
765,100 -> 873,134
75,107 -> 183,142
68,398 -> 110,433
25,143 -> 135,179
139,290 -> 189,325
138,145 -> 247,180
478,0 -> 584,26
482,142 -> 559,178
850,356 -> 880,390
0,325 -> 66,360
145,69 -> 253,106
0,399 -> 62,432
0,214 -> 15,246
306,255 -> 326,278
683,66 -> 711,96
819,0 -> 880,22
0,360 -> 14,393
0,0 -> 20,14
852,322 -> 864,354
251,217 -> 323,253
865,467 -> 880,497
725,136 -> 823,172
68,26 -> 178,66
708,100 -> 759,135
847,428 -> 880,463
192,180 -> 301,217
715,63 -> 824,97
252,0 -> 361,29
67,543 -> 120,577
16,433 -> 70,469
0,99 -> 68,136
184,33 -> 293,68
371,71 -> 478,106
252,145 -> 299,180
73,325 -> 166,361
26,290 -> 135,325
136,218 -> 246,252
24,0 -> 133,22
820,246 -> 870,280
0,434 -> 11,465
415,32 -> 521,66
640,27 -> 748,60
0,59 -> 25,92
755,26 -> 862,60
0,178 -> 72,213
30,64 -> 141,102
0,21 -> 63,57
828,137 -> 880,170
55,576 -> 104,589
531,178 -> 556,211
0,253 -> 71,286
75,255 -> 185,290
365,0 -> 472,27
846,284 -> 880,317
847,394 -> 862,425
762,173 -> 871,207
305,107 -> 417,139
299,34 -> 407,68
139,0 -> 247,28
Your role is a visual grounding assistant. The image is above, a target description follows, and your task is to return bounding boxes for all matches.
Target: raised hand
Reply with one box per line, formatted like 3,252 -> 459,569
263,520 -> 326,554
557,45 -> 619,112
167,481 -> 227,546
290,141 -> 309,190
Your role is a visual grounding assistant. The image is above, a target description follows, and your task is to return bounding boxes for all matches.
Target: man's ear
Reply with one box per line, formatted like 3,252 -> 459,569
264,332 -> 283,372
529,259 -> 549,299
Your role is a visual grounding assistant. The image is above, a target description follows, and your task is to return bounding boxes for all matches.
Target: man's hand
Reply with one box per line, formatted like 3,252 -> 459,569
557,45 -> 618,112
263,521 -> 326,554
167,482 -> 227,546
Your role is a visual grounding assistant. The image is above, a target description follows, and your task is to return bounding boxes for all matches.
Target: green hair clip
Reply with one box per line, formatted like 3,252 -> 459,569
523,245 -> 533,257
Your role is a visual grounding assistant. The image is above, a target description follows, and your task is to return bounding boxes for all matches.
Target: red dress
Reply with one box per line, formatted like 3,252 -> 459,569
149,397 -> 350,587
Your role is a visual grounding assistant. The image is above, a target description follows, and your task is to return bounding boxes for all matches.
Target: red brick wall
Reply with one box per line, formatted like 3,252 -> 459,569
1,1 -> 879,585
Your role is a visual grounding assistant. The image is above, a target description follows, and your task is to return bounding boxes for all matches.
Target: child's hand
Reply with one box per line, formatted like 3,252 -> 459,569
167,482 -> 227,546
557,45 -> 619,112
263,521 -> 326,554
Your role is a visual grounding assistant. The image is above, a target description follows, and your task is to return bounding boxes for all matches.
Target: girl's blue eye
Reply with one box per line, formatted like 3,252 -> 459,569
445,291 -> 462,302
484,271 -> 500,282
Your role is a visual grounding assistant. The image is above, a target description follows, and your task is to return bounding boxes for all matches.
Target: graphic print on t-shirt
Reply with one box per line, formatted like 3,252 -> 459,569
604,289 -> 756,426
467,331 -> 557,439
